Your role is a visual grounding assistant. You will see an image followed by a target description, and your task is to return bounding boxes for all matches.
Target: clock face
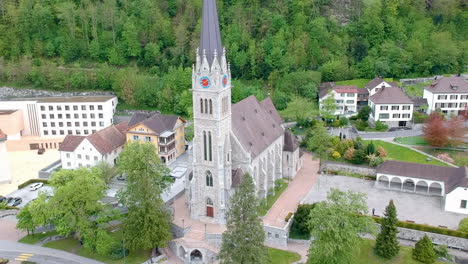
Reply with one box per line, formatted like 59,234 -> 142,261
200,76 -> 211,89
222,75 -> 228,87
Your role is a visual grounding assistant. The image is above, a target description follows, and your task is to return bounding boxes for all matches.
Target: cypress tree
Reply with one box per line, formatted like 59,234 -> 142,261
367,142 -> 376,155
219,174 -> 267,264
375,200 -> 399,258
413,235 -> 436,264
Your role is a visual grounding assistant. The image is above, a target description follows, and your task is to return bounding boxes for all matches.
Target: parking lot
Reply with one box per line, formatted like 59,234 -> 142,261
4,183 -> 54,208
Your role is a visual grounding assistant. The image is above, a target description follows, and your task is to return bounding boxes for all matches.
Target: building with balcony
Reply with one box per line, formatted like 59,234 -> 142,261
126,113 -> 186,164
423,77 -> 468,116
319,83 -> 359,116
369,86 -> 414,127
59,122 -> 128,170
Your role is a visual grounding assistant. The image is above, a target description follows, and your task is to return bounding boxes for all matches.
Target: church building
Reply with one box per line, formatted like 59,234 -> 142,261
187,0 -> 302,225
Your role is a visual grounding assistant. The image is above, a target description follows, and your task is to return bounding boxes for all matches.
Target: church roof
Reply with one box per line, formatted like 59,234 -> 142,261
232,96 -> 284,159
283,131 -> 300,152
231,168 -> 245,188
200,0 -> 223,66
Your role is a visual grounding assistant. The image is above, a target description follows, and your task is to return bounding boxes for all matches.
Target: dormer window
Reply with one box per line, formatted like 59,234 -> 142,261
451,85 -> 458,90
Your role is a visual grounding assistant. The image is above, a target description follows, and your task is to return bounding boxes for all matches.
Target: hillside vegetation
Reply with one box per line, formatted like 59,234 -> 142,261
0,0 -> 466,113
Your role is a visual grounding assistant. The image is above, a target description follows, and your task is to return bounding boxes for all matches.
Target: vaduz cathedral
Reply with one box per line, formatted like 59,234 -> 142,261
187,0 -> 302,225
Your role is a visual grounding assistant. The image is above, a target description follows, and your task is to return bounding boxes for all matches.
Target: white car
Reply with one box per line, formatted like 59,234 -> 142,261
29,183 -> 44,191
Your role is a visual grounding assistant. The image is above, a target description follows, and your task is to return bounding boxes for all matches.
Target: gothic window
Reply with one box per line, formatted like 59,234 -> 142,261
208,132 -> 212,161
207,197 -> 213,205
209,99 -> 213,114
203,131 -> 207,161
204,99 -> 208,113
206,171 -> 213,187
200,99 -> 203,114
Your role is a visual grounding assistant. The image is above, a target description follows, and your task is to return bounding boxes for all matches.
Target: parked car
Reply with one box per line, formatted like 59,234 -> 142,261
4,197 -> 13,205
37,148 -> 45,155
0,196 -> 5,203
6,197 -> 18,206
12,198 -> 22,207
29,182 -> 44,191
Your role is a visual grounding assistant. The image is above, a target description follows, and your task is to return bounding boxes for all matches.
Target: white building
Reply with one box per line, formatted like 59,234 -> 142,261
0,129 -> 11,184
364,77 -> 398,96
0,96 -> 118,138
59,122 -> 127,169
369,86 -> 414,128
319,83 -> 359,115
375,160 -> 468,215
423,77 -> 468,116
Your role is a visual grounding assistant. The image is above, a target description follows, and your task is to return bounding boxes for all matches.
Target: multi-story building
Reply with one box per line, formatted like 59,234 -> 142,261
364,77 -> 398,96
59,122 -> 127,169
125,113 -> 186,164
319,83 -> 359,115
0,96 -> 118,151
369,86 -> 414,127
423,76 -> 468,116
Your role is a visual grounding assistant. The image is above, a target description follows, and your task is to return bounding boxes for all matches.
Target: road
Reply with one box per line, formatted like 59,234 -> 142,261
0,240 -> 104,264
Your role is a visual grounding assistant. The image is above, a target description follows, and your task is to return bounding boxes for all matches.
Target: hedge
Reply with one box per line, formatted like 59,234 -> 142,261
18,179 -> 49,189
372,216 -> 468,239
285,212 -> 293,222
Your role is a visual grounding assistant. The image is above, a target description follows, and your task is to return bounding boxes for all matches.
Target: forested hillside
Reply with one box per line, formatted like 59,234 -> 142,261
0,0 -> 466,115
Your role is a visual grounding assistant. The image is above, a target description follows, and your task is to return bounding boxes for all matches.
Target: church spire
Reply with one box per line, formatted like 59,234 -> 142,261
200,0 -> 223,66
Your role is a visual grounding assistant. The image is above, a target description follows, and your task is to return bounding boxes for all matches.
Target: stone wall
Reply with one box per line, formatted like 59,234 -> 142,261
393,225 -> 468,251
320,161 -> 376,177
0,87 -> 114,100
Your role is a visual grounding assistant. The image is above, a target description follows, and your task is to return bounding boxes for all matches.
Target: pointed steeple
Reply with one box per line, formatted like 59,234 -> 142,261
200,0 -> 223,66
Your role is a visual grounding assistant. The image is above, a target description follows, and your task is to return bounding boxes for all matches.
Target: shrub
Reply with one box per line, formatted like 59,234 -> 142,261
355,119 -> 369,131
367,154 -> 384,167
375,121 -> 388,131
332,151 -> 341,159
108,243 -> 128,260
377,146 -> 387,158
413,235 -> 436,264
339,116 -> 349,126
366,142 -> 376,155
344,148 -> 355,160
351,149 -> 367,164
437,153 -> 455,164
458,218 -> 468,232
414,111 -> 428,124
434,245 -> 452,261
290,204 -> 316,238
358,106 -> 371,121
332,119 -> 340,127
336,139 -> 354,155
285,212 -> 293,222
349,115 -> 359,121
354,138 -> 364,150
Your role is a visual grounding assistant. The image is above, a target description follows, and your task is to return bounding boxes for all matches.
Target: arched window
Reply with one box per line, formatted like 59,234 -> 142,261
208,132 -> 212,161
203,131 -> 207,161
209,99 -> 213,114
206,171 -> 213,187
207,197 -> 213,205
204,99 -> 208,113
200,99 -> 203,114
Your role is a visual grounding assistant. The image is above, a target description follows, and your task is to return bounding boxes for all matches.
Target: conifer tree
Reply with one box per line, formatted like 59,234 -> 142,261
219,174 -> 267,264
375,200 -> 399,258
413,235 -> 436,264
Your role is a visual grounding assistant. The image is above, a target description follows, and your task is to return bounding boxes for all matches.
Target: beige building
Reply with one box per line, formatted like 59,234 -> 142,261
126,113 -> 186,164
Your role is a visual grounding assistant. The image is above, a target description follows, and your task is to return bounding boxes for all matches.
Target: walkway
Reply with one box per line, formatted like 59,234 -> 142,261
263,152 -> 320,228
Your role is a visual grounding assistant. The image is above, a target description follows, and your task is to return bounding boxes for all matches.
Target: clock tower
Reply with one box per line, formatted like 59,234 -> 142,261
190,0 -> 232,224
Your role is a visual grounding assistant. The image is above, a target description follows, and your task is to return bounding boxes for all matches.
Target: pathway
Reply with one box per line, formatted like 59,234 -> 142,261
263,152 -> 320,228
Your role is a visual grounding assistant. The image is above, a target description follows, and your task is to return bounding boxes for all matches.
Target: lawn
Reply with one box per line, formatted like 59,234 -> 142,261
394,136 -> 429,146
351,239 -> 445,264
402,82 -> 431,97
18,230 -> 59,245
421,148 -> 468,167
364,140 -> 449,167
267,247 -> 301,264
336,78 -> 395,89
258,179 -> 289,216
43,236 -> 150,264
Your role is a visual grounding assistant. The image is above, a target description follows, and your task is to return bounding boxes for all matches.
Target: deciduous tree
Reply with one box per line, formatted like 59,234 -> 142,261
424,112 -> 449,147
320,91 -> 337,123
219,174 -> 267,264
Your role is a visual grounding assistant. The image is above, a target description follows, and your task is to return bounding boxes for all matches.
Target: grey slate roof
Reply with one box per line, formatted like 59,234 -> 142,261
377,161 -> 468,194
412,97 -> 428,107
283,130 -> 299,152
424,77 -> 468,94
369,86 -> 414,104
365,77 -> 385,90
200,0 -> 223,66
231,168 -> 245,188
231,96 -> 284,159
128,113 -> 182,135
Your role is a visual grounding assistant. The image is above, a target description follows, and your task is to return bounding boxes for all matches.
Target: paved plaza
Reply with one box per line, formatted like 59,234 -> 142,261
304,175 -> 466,229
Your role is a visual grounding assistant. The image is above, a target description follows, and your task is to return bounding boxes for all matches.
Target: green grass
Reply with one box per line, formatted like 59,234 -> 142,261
43,234 -> 150,264
402,82 -> 430,97
351,239 -> 445,264
267,247 -> 301,264
258,179 -> 289,216
422,149 -> 468,167
18,230 -> 59,245
394,136 -> 429,146
335,78 -> 394,89
364,140 -> 449,167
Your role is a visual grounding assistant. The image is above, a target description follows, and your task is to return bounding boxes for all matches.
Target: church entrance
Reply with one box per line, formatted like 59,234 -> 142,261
206,198 -> 214,217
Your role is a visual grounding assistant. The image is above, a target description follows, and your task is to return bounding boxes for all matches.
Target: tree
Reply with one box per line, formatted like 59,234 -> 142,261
117,142 -> 173,251
366,142 -> 376,155
320,91 -> 337,123
280,97 -> 318,126
16,205 -> 36,235
424,112 -> 449,147
357,106 -> 371,121
375,200 -> 399,258
307,189 -> 375,264
306,123 -> 333,159
413,235 -> 436,264
447,116 -> 464,146
219,174 -> 267,264
91,161 -> 116,184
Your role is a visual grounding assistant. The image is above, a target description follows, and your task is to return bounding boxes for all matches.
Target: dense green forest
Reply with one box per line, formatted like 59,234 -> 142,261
0,0 -> 466,115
